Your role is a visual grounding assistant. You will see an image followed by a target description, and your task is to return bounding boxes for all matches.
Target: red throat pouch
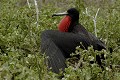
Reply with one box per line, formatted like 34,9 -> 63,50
58,16 -> 71,32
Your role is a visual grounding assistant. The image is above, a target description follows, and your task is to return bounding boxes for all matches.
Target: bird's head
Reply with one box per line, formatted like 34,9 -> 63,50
52,8 -> 79,32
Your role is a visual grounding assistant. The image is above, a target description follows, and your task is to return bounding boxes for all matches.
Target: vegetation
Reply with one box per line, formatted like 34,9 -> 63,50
0,0 -> 120,80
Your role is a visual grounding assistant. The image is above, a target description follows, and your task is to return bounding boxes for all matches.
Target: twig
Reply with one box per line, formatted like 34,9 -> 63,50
85,8 -> 100,37
33,0 -> 41,79
27,0 -> 31,8
75,59 -> 83,70
34,0 -> 39,28
93,8 -> 100,37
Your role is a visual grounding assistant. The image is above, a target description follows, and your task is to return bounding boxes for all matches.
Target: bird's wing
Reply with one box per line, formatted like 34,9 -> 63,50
72,24 -> 106,50
87,32 -> 106,50
40,30 -> 91,73
41,30 -> 67,73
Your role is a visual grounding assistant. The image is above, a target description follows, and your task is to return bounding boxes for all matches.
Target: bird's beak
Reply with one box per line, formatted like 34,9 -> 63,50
52,12 -> 68,17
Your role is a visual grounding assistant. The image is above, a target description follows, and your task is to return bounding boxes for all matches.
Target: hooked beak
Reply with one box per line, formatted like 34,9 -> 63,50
52,12 -> 68,17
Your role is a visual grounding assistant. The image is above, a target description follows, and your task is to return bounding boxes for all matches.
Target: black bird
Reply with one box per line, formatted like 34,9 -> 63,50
41,8 -> 106,73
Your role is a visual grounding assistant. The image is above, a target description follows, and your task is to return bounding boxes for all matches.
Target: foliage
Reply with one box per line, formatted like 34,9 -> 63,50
64,46 -> 120,80
0,0 -> 120,80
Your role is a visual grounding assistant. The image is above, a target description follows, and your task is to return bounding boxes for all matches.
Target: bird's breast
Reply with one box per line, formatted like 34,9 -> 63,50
58,16 -> 71,32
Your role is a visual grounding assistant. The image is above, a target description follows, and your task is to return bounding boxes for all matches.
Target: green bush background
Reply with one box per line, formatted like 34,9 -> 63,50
0,0 -> 120,80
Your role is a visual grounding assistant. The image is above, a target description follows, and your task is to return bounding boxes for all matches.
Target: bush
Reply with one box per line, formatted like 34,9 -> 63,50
0,0 -> 120,80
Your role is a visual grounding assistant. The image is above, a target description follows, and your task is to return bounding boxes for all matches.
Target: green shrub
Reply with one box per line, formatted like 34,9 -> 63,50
0,0 -> 120,80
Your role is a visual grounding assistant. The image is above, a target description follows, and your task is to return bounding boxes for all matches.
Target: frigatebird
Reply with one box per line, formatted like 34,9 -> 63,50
41,8 -> 106,73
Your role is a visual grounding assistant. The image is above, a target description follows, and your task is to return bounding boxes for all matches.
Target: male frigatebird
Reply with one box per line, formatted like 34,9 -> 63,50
41,8 -> 106,73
